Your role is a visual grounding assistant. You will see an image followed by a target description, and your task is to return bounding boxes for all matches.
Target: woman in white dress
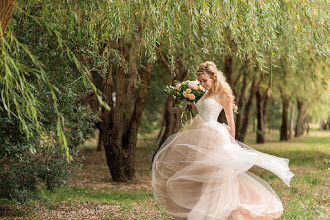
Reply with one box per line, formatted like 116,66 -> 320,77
152,61 -> 294,220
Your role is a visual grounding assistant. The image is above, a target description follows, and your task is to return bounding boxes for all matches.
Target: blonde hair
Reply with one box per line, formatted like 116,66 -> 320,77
196,61 -> 238,113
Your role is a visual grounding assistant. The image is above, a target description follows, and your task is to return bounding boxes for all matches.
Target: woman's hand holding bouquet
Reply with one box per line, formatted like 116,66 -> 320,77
164,80 -> 206,123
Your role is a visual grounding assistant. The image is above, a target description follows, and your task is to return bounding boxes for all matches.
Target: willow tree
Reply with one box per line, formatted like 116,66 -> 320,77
213,0 -> 330,143
72,1 -> 170,181
0,1 -> 104,200
274,60 -> 329,140
166,1 -> 288,143
0,0 -> 107,155
4,0 -> 328,182
155,1 -> 287,144
83,0 -> 328,180
271,0 -> 330,140
157,0 -> 329,146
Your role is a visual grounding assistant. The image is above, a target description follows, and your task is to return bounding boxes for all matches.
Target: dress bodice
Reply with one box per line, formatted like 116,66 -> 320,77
195,94 -> 223,122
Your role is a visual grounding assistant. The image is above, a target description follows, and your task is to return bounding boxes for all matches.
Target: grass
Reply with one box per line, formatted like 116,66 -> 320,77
245,130 -> 330,220
0,129 -> 329,219
41,186 -> 152,203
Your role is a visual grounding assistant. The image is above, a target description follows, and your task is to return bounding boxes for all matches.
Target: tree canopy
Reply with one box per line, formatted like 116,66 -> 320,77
0,0 -> 329,183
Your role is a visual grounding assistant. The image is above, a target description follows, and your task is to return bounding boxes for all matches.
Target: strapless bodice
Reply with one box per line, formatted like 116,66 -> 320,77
195,96 -> 223,122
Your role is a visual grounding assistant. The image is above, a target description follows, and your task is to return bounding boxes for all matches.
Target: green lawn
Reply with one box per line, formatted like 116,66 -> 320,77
0,130 -> 329,219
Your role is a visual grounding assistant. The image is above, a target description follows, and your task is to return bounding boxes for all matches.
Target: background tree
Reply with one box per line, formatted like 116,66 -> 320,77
157,58 -> 188,147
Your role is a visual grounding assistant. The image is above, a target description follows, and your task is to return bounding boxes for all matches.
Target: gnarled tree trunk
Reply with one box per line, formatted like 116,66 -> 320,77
100,61 -> 155,182
92,31 -> 157,181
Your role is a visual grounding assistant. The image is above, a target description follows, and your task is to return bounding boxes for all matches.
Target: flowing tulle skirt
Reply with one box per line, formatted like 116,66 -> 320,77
152,115 -> 294,220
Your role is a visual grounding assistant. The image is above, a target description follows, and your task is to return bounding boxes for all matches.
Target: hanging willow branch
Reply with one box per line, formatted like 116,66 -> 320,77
0,5 -> 109,158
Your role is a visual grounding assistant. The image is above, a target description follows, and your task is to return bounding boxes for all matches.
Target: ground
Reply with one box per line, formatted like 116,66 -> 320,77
0,129 -> 329,219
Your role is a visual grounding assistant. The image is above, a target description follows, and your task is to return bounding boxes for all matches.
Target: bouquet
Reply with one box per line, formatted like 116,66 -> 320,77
164,80 -> 206,122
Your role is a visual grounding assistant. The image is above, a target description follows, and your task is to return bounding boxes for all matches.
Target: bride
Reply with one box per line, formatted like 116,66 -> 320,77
152,61 -> 294,220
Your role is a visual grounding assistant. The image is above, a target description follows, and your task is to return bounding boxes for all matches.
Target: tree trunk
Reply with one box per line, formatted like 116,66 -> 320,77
0,0 -> 16,39
224,55 -> 234,93
280,96 -> 289,141
235,66 -> 248,135
255,86 -> 271,143
87,33 -> 156,182
320,117 -> 330,130
236,78 -> 257,142
157,59 -> 188,149
101,61 -> 155,182
256,90 -> 265,143
124,30 -> 142,129
295,98 -> 306,137
289,103 -> 294,138
223,32 -> 237,95
219,53 -> 245,125
104,62 -> 128,180
158,96 -> 182,146
96,128 -> 103,151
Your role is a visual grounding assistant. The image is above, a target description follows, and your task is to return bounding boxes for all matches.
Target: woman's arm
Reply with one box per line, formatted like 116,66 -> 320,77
221,98 -> 235,138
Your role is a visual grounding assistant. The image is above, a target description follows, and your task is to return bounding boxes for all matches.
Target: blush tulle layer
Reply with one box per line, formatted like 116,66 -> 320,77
152,115 -> 294,220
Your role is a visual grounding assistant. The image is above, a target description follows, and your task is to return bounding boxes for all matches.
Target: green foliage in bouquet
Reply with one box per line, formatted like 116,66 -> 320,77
164,80 -> 206,123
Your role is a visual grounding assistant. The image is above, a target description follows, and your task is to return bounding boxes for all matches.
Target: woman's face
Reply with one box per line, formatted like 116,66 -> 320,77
197,74 -> 214,91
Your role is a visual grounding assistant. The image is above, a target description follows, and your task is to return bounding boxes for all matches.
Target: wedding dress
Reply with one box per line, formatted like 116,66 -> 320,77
152,93 -> 294,220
